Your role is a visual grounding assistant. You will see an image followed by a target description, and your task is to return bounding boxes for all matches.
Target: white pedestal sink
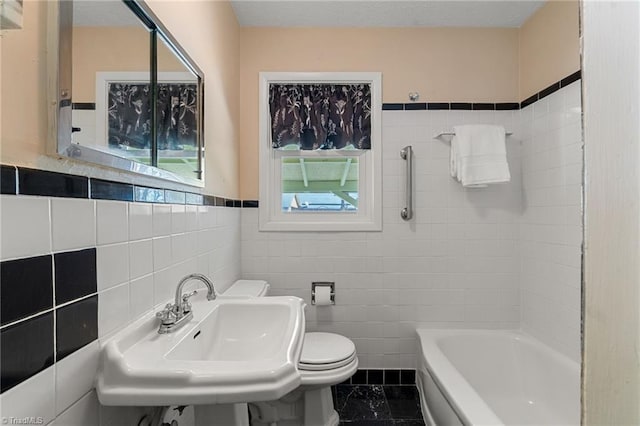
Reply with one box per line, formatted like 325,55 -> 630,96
96,295 -> 306,425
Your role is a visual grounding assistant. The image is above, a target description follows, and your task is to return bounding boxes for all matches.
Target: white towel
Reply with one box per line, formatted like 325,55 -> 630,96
450,124 -> 510,187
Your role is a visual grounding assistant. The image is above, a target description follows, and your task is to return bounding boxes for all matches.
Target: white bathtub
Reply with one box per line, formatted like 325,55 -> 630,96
416,329 -> 580,426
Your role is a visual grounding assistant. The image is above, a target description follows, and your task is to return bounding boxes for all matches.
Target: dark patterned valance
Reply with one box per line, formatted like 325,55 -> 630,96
107,82 -> 197,150
269,83 -> 371,150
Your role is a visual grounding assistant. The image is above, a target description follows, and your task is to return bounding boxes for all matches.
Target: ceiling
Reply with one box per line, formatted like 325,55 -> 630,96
73,0 -> 545,29
230,0 -> 546,28
73,1 -> 141,27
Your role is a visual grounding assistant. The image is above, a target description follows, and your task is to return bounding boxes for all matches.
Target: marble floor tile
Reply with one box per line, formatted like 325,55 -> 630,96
334,384 -> 425,425
383,386 -> 423,420
334,385 -> 392,422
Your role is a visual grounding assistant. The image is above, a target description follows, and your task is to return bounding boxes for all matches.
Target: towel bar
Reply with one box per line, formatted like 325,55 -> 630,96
434,131 -> 513,139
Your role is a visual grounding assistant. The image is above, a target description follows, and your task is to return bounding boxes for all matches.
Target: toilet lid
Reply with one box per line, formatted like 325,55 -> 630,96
299,332 -> 356,371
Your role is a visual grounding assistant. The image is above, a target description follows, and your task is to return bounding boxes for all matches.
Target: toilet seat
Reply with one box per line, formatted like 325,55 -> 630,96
299,332 -> 356,372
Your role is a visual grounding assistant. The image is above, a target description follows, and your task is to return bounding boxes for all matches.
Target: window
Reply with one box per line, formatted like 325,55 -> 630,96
259,72 -> 382,231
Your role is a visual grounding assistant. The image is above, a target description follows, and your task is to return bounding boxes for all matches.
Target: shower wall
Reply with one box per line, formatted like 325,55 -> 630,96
241,107 -> 523,368
240,81 -> 584,368
519,81 -> 582,361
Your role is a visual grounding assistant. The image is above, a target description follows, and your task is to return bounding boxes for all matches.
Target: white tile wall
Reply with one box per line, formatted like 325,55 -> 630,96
152,205 -> 172,237
98,283 -> 130,338
129,239 -> 153,280
128,203 -> 153,241
519,81 -> 583,361
0,195 -> 241,425
0,366 -> 56,424
96,243 -> 130,292
1,86 -> 582,424
55,341 -> 100,416
241,94 -> 582,367
241,109 -> 524,368
51,198 -> 96,252
96,201 -> 128,246
0,196 -> 51,260
52,391 -> 99,426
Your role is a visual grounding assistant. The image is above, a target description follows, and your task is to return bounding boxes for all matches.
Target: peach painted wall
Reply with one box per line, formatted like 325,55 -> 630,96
238,27 -> 520,199
72,26 -> 185,102
238,3 -> 581,200
0,0 -> 49,167
519,0 -> 580,100
0,0 -> 240,197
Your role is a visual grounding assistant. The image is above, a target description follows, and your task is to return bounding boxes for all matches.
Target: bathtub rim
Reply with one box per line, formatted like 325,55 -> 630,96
416,328 -> 581,426
417,328 -> 504,426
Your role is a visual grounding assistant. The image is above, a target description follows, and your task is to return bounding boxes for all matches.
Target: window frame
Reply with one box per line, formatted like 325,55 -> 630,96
258,72 -> 382,232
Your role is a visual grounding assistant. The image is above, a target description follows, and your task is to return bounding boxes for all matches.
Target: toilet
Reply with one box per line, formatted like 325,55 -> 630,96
223,280 -> 358,426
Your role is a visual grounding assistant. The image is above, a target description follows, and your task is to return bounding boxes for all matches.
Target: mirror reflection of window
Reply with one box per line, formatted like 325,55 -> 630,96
71,0 -> 152,166
156,34 -> 200,180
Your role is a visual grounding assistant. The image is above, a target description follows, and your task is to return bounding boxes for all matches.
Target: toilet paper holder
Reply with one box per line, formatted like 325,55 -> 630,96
311,282 -> 335,305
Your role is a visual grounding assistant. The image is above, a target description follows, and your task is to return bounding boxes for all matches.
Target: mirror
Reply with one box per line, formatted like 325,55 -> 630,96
54,0 -> 204,186
155,33 -> 200,179
71,0 -> 153,167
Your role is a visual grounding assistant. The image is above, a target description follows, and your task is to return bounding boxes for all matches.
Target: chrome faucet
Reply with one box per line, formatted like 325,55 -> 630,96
156,273 -> 216,334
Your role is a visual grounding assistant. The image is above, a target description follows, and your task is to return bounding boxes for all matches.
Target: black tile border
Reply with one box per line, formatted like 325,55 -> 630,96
496,102 -> 520,111
450,102 -> 472,110
368,369 -> 384,384
538,81 -> 561,100
90,179 -> 134,202
382,103 -> 403,111
427,102 -> 449,110
186,193 -> 204,205
560,70 -> 581,88
1,165 -> 254,209
520,93 -> 538,109
71,102 -> 96,110
1,165 -> 16,195
472,103 -> 494,111
404,103 -> 426,111
165,189 -> 186,205
381,70 -> 580,112
342,369 -> 418,386
521,70 -> 581,109
18,167 -> 89,199
134,186 -> 165,203
384,369 -> 401,385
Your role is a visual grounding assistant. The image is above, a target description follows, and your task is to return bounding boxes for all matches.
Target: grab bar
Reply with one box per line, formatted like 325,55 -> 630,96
400,145 -> 413,221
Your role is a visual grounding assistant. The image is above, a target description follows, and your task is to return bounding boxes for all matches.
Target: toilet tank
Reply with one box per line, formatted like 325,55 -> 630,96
221,280 -> 270,298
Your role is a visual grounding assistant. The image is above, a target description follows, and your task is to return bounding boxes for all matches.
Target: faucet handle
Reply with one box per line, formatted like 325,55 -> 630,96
156,305 -> 177,325
182,290 -> 198,301
181,290 -> 198,313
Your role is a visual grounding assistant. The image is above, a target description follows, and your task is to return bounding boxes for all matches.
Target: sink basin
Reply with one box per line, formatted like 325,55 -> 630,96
96,296 -> 306,406
166,303 -> 296,362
